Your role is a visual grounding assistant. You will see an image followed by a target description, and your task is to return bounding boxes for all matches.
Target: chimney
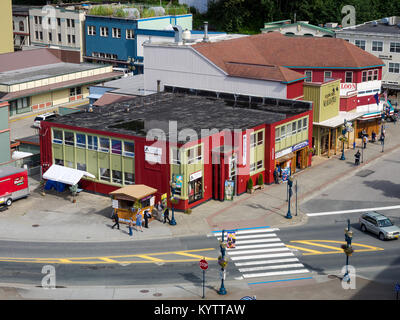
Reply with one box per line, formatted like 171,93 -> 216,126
172,25 -> 183,44
203,21 -> 209,42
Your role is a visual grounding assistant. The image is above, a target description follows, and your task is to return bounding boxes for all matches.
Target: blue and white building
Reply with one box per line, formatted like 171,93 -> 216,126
84,13 -> 193,74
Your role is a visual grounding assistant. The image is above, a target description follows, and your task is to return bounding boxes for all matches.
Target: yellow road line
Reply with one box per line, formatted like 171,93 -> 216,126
289,240 -> 384,256
286,245 -> 324,254
0,248 -> 217,265
291,240 -> 343,252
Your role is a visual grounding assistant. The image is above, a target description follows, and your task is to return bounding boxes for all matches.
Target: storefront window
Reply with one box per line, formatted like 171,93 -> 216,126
53,129 -> 63,144
188,177 -> 202,204
64,132 -> 74,146
88,135 -> 98,150
99,138 -> 110,153
76,133 -> 86,148
100,168 -> 110,181
112,170 -> 122,184
111,139 -> 122,155
123,141 -> 134,157
124,172 -> 135,185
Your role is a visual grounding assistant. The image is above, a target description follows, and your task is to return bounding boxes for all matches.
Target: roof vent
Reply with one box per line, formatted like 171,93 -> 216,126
172,25 -> 183,44
203,21 -> 210,42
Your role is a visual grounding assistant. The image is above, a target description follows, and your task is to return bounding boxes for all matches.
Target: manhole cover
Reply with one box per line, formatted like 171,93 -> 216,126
140,289 -> 149,293
32,224 -> 40,227
355,169 -> 374,177
153,293 -> 162,297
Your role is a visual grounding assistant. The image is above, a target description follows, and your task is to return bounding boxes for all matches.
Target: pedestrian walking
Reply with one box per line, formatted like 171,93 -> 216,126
136,212 -> 143,232
143,210 -> 150,228
273,167 -> 279,184
163,208 -> 171,224
354,150 -> 360,166
111,211 -> 120,230
371,131 -> 376,142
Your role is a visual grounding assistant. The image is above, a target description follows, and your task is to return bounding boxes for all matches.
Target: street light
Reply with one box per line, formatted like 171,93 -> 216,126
286,176 -> 293,219
380,115 -> 386,153
169,178 -> 177,226
218,230 -> 228,295
340,119 -> 353,160
341,219 -> 353,282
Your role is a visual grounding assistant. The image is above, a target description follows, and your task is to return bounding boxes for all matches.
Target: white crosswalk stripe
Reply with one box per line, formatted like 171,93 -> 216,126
214,227 -> 310,280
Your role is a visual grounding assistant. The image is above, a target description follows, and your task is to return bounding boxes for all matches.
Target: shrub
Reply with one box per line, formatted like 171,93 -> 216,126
257,174 -> 263,186
247,178 -> 253,190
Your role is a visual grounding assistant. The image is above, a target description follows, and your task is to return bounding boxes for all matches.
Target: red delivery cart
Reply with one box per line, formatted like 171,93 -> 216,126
0,166 -> 29,206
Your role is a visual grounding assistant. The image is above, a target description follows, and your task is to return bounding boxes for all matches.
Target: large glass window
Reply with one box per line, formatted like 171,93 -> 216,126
303,117 -> 308,130
111,139 -> 122,155
53,129 -> 63,144
292,122 -> 297,135
257,131 -> 263,146
88,135 -> 98,150
275,128 -> 280,142
77,162 -> 86,171
123,141 -> 134,157
112,170 -> 122,184
280,125 -> 286,139
297,119 -> 302,133
76,133 -> 86,148
124,172 -> 135,185
99,168 -> 110,181
99,137 -> 110,152
64,132 -> 74,146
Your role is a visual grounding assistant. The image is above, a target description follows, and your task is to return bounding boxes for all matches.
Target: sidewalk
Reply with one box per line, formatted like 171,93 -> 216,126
0,122 -> 400,243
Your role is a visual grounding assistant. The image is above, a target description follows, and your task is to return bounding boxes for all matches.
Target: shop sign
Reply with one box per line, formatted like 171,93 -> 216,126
292,141 -> 309,152
275,147 -> 292,159
226,231 -> 236,248
144,145 -> 162,163
242,135 -> 247,166
189,170 -> 202,182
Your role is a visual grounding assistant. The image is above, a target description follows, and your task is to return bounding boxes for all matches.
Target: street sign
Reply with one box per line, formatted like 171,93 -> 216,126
199,259 -> 208,270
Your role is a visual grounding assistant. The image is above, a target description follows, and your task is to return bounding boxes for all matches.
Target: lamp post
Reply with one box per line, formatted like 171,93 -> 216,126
218,230 -> 228,295
342,219 -> 353,282
380,116 -> 386,153
286,176 -> 293,219
340,120 -> 348,160
169,179 -> 177,226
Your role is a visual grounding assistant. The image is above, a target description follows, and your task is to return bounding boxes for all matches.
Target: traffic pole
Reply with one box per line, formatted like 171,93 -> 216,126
202,269 -> 205,299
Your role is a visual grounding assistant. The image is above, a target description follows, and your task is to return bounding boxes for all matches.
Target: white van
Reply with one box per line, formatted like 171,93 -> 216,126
33,112 -> 57,128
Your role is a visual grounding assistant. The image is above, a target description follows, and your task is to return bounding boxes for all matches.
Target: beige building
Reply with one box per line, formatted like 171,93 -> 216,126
12,6 -> 31,51
29,6 -> 85,62
0,0 -> 14,54
0,48 -> 123,118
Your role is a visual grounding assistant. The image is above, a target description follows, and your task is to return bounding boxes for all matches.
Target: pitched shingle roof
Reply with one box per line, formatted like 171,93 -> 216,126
192,32 -> 385,78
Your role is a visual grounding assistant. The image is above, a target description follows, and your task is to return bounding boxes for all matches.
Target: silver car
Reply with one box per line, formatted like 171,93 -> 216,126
359,211 -> 400,240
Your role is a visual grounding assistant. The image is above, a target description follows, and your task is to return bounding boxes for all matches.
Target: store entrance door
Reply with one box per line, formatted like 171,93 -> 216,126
188,171 -> 203,204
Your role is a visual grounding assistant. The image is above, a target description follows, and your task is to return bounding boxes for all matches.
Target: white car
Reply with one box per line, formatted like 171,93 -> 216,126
33,112 -> 57,128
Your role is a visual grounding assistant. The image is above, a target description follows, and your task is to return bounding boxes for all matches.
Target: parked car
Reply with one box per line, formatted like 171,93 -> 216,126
33,112 -> 57,128
359,211 -> 400,240
0,166 -> 29,206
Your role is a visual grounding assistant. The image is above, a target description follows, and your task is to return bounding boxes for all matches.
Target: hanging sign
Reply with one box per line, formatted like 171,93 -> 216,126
189,170 -> 202,182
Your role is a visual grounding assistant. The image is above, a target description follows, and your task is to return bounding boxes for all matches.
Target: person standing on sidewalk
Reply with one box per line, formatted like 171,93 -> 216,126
163,208 -> 171,224
111,211 -> 120,230
143,210 -> 150,229
128,219 -> 133,236
136,212 -> 143,232
273,167 -> 279,184
363,135 -> 368,149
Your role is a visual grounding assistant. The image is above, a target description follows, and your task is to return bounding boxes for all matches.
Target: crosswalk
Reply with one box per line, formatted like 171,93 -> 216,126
213,227 -> 311,280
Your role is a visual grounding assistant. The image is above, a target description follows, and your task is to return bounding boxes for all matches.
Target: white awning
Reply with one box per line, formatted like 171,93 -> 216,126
12,151 -> 33,160
43,164 -> 95,186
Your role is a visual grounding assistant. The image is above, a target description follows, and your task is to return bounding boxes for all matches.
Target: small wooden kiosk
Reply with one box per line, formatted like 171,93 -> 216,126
109,185 -> 157,224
